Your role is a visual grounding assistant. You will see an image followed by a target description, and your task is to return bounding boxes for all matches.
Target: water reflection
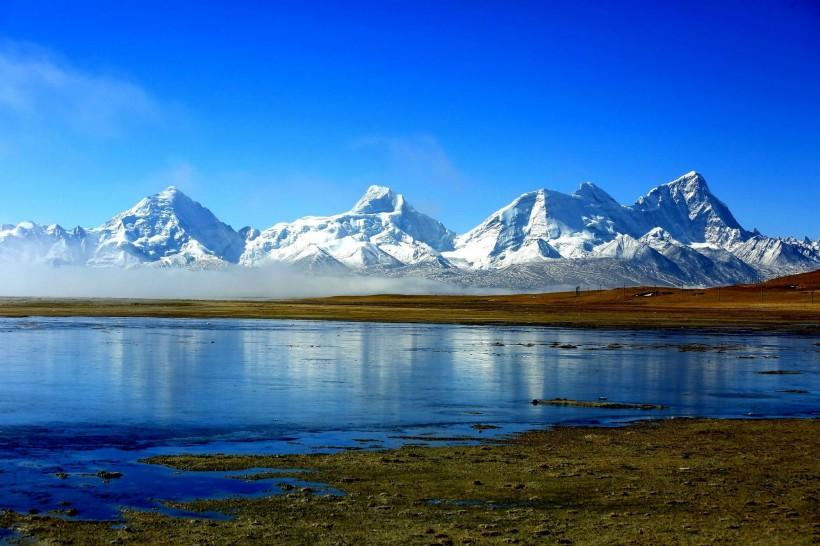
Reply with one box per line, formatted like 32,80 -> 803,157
0,317 -> 817,518
0,318 -> 818,434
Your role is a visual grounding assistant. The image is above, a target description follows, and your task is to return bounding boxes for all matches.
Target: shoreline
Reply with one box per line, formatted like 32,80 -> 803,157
1,281 -> 819,334
2,417 -> 818,544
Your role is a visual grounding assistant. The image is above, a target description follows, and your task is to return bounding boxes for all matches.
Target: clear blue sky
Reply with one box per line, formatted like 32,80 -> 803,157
0,0 -> 818,237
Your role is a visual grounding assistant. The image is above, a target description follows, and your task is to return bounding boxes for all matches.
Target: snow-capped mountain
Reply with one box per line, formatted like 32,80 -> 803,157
440,171 -> 817,287
448,172 -> 748,266
443,189 -> 558,269
240,185 -> 455,270
638,227 -> 758,286
730,236 -> 820,278
444,182 -> 641,268
89,186 -> 245,267
0,187 -> 245,268
632,171 -> 748,247
0,222 -> 90,266
0,172 -> 817,289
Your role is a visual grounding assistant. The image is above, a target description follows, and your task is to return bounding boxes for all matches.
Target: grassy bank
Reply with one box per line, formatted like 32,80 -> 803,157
1,272 -> 819,332
2,419 -> 818,544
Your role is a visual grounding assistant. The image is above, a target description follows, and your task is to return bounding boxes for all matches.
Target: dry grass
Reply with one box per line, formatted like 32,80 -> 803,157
1,269 -> 818,332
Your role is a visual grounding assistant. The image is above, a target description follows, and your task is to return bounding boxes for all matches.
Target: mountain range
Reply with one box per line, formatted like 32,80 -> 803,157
1,171 -> 818,289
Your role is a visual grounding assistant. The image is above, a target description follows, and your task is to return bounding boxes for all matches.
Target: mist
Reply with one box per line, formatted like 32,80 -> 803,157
0,264 -> 484,299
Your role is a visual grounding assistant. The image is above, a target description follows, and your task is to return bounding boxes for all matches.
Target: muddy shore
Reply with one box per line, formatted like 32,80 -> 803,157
2,419 -> 818,545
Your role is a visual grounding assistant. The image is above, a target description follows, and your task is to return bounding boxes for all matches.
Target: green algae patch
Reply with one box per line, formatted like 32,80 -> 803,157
5,419 -> 820,545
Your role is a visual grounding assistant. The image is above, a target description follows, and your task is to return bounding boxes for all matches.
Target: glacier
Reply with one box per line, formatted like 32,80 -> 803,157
1,171 -> 817,290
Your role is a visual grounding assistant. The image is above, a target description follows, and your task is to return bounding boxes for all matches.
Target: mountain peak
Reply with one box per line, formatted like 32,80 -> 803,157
638,171 -> 712,204
124,186 -> 197,217
90,186 -> 245,265
634,171 -> 746,245
574,181 -> 617,204
154,185 -> 191,202
351,185 -> 404,214
641,226 -> 675,241
665,171 -> 709,196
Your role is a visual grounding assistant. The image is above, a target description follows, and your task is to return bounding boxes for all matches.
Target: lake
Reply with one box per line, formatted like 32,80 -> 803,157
0,317 -> 817,519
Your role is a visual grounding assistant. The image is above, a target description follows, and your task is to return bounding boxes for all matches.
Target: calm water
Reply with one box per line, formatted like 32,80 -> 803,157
0,317 -> 817,519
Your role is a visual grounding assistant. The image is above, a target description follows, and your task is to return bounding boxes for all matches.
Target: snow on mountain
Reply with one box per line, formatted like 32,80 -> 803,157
410,259 -> 703,291
240,185 -> 456,270
729,235 -> 820,277
595,233 -> 658,261
639,227 -> 757,285
435,171 -> 815,286
287,246 -> 351,274
0,222 -> 90,266
444,183 -> 641,268
0,187 -> 245,268
444,190 -> 558,268
592,234 -> 688,286
0,173 -> 817,289
632,171 -> 748,247
239,226 -> 261,242
87,186 -> 245,267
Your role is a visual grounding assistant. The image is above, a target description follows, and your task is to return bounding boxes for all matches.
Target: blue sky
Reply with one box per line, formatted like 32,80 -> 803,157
0,0 -> 818,237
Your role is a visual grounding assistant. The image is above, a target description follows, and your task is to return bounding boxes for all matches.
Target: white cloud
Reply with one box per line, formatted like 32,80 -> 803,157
0,41 -> 159,136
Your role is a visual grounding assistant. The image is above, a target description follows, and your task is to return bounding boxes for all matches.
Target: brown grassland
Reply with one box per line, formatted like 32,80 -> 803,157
0,269 -> 819,333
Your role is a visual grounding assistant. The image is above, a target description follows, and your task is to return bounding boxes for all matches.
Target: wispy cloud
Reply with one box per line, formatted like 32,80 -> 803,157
137,160 -> 200,194
350,133 -> 466,217
0,41 -> 159,137
351,133 -> 463,183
